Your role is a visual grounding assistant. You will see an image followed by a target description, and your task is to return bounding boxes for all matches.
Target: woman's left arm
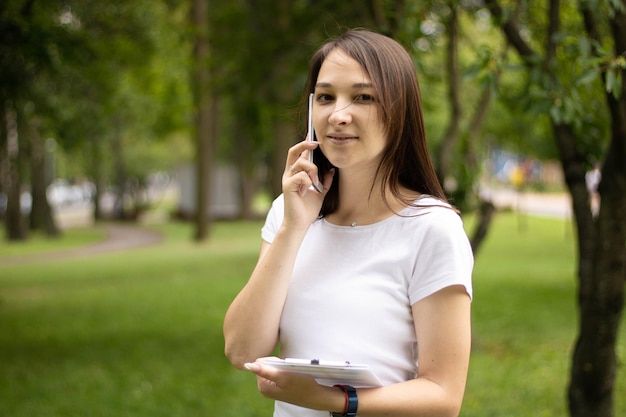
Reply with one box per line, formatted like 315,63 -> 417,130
356,284 -> 472,416
244,284 -> 471,417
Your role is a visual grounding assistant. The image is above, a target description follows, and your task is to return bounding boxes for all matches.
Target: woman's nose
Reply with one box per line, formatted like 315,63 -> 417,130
328,100 -> 353,126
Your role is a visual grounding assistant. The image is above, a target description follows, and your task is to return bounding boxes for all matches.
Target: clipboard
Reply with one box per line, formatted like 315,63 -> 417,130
258,357 -> 383,387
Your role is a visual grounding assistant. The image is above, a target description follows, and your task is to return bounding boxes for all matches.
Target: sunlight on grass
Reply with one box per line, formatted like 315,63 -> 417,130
0,214 -> 624,417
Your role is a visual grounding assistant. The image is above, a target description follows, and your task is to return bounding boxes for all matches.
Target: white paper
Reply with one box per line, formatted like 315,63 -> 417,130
258,357 -> 383,387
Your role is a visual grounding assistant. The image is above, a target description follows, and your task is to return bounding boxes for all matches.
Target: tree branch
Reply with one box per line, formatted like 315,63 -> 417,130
546,0 -> 560,67
579,2 -> 601,47
484,0 -> 538,65
435,3 -> 462,184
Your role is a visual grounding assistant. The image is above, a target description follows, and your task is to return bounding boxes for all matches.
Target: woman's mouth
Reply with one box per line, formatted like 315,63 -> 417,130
327,134 -> 358,143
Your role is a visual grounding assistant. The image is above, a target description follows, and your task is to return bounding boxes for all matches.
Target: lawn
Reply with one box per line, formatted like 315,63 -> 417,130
0,214 -> 624,417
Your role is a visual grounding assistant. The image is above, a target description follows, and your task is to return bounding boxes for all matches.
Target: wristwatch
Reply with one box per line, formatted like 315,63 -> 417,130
331,384 -> 358,416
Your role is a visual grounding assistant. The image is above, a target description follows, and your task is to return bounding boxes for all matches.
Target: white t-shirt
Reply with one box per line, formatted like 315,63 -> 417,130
261,194 -> 473,417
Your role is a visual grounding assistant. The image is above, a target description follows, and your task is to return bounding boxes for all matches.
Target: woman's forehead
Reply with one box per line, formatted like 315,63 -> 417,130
317,49 -> 371,86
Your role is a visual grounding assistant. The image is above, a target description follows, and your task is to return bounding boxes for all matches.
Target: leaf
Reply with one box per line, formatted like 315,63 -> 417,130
575,68 -> 600,86
550,104 -> 562,124
607,0 -> 626,16
578,35 -> 592,56
606,68 -> 623,99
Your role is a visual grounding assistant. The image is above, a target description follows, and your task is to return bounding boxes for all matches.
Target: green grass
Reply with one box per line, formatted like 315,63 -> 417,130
0,227 -> 105,257
0,214 -> 624,417
463,214 -> 586,417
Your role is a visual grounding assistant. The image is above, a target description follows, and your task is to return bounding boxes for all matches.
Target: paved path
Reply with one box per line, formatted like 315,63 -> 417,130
0,224 -> 163,267
481,188 -> 571,219
1,188 -> 570,268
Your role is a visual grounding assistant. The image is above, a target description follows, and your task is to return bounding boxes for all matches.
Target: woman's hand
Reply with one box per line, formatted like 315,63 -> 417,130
244,361 -> 344,412
281,139 -> 334,231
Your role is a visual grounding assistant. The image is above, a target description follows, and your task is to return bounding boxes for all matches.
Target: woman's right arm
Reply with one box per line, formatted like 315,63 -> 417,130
223,140 -> 332,369
223,225 -> 308,369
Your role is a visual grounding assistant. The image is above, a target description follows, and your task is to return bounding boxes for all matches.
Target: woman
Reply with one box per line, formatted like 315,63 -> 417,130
223,29 -> 473,417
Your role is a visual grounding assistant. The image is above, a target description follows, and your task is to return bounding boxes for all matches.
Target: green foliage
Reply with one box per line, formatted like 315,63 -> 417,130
0,215 -> 624,416
1,1 -> 619,223
0,0 -> 193,193
478,1 -> 613,166
606,55 -> 626,99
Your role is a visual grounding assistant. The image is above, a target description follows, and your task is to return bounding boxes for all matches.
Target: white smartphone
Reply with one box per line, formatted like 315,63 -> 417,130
307,93 -> 316,163
307,93 -> 323,192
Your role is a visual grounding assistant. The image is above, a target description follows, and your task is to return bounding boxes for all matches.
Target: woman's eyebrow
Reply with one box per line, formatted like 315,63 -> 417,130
315,82 -> 374,88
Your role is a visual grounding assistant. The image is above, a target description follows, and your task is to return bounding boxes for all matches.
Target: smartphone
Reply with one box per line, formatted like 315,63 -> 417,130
307,93 -> 323,192
307,93 -> 316,163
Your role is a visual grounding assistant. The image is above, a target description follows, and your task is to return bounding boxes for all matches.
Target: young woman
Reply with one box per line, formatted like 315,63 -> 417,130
224,29 -> 473,417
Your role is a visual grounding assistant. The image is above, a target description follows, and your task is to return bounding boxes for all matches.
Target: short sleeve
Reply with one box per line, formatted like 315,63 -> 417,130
408,209 -> 474,304
261,194 -> 285,244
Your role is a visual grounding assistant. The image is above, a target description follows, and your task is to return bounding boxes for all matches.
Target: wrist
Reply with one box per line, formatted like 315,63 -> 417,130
331,385 -> 358,417
277,219 -> 311,238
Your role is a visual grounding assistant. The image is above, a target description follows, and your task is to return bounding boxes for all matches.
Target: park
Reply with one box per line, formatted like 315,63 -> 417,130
1,207 -> 624,416
1,1 -> 625,416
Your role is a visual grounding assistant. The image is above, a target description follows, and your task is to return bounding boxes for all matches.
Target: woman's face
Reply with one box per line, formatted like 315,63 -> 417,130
313,48 -> 387,174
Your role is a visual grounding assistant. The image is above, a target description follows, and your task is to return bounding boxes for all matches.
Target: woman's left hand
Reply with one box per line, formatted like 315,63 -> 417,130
244,361 -> 342,412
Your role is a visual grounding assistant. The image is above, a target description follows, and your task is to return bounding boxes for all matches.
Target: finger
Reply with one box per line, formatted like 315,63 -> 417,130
244,362 -> 262,373
294,172 -> 314,197
244,362 -> 279,381
285,142 -> 308,171
285,140 -> 319,171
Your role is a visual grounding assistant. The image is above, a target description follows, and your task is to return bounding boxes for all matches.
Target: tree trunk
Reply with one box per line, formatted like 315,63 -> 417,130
2,105 -> 27,241
435,4 -> 462,188
435,2 -> 497,254
484,1 -> 626,415
192,0 -> 214,241
567,3 -> 626,416
470,200 -> 495,254
465,75 -> 500,255
28,116 -> 59,236
232,107 -> 258,220
111,116 -> 130,220
89,138 -> 104,221
568,144 -> 626,417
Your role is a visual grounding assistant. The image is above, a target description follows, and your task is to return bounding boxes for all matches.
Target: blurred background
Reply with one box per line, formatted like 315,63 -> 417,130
1,1 -> 625,417
2,0 -> 607,239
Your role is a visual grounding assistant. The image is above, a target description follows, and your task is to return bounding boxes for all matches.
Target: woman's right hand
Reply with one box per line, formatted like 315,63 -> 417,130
281,139 -> 334,231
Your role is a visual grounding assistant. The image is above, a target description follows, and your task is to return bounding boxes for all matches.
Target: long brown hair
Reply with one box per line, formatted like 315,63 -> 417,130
303,29 -> 447,216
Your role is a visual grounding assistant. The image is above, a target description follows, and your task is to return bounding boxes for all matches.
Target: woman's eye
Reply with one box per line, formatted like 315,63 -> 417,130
356,94 -> 375,102
316,94 -> 333,103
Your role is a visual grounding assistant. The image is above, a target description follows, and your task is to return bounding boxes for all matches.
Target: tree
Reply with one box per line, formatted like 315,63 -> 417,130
1,0 -> 190,236
0,0 -> 68,240
204,0 -> 385,220
191,0 -> 215,240
484,0 -> 626,416
418,1 -> 504,253
568,1 -> 626,415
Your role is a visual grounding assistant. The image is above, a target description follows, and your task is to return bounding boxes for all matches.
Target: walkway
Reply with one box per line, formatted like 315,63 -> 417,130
481,188 -> 571,219
1,188 -> 570,268
0,223 -> 163,268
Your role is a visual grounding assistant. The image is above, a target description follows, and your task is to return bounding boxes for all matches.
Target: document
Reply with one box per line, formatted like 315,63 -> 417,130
258,357 -> 382,387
